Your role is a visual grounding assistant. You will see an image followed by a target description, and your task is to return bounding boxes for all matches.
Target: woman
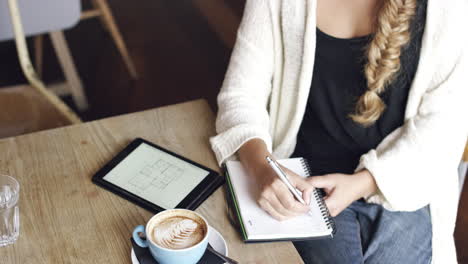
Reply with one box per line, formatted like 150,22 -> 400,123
210,0 -> 467,263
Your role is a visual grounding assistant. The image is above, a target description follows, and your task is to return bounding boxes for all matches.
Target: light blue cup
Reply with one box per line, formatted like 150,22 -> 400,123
133,209 -> 209,264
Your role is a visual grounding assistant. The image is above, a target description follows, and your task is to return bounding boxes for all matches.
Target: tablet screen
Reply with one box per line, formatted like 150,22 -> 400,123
103,143 -> 210,209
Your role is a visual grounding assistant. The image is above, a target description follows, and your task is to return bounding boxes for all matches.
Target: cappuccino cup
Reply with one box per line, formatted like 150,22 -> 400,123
132,209 -> 209,264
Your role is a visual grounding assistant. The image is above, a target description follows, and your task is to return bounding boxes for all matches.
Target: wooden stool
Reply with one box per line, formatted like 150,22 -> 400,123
33,0 -> 138,111
0,0 -> 81,139
34,0 -> 138,98
0,85 -> 73,138
80,0 -> 138,79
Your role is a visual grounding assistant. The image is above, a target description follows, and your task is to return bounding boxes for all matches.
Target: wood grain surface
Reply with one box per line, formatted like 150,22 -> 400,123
0,99 -> 303,264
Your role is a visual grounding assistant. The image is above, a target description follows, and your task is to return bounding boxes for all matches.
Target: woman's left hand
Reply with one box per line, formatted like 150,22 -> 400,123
304,170 -> 378,217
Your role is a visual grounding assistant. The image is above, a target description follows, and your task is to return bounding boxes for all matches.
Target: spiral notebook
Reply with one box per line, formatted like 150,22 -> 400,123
225,158 -> 336,242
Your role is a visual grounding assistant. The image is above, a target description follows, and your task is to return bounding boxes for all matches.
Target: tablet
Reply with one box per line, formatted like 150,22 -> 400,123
92,138 -> 223,213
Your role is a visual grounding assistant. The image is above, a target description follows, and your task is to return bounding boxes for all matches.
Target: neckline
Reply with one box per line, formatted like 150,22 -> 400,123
316,27 -> 372,43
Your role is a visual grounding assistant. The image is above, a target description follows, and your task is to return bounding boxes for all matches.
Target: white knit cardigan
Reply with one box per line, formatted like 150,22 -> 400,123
210,0 -> 468,262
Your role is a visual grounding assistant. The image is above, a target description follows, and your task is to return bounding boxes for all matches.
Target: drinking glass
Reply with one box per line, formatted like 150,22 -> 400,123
0,175 -> 20,247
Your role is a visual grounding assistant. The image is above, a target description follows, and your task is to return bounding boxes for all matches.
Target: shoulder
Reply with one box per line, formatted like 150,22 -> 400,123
242,0 -> 308,18
240,0 -> 277,24
243,0 -> 277,12
242,0 -> 290,15
426,0 -> 468,45
423,0 -> 468,76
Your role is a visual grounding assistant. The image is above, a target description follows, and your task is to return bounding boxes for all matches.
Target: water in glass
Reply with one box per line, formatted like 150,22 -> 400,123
0,175 -> 20,247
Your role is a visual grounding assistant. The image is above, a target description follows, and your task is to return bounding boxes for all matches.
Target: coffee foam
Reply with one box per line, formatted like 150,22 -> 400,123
148,210 -> 207,250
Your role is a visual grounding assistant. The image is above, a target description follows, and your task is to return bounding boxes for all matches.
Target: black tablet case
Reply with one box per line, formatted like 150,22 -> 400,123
92,138 -> 224,213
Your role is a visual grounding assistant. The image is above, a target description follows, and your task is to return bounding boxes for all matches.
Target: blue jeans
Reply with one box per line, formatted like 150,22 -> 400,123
293,200 -> 432,264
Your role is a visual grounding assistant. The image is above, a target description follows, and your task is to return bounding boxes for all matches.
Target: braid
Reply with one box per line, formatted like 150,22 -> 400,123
350,0 -> 417,126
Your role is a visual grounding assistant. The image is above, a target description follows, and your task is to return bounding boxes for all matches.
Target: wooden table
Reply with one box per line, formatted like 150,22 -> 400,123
0,99 -> 303,264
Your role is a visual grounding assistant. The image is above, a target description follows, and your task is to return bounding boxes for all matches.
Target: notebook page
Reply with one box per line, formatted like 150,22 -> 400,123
226,159 -> 331,240
277,158 -> 309,177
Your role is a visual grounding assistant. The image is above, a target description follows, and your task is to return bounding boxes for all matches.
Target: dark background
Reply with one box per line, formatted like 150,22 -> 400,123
1,0 -> 467,262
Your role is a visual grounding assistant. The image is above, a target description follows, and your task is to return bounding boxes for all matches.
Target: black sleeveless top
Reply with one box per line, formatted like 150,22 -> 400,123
293,1 -> 427,175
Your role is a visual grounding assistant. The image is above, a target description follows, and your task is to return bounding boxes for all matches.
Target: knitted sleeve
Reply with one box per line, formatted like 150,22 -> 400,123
210,0 -> 274,165
356,22 -> 468,212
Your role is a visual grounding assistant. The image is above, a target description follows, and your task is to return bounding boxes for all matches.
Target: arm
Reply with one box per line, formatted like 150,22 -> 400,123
308,7 -> 468,215
357,49 -> 468,211
308,47 -> 468,216
308,54 -> 468,216
210,1 -> 311,220
210,0 -> 275,165
308,48 -> 468,216
356,3 -> 468,212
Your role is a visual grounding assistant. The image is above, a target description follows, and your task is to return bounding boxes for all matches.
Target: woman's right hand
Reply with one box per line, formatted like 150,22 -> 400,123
238,139 -> 312,221
254,164 -> 313,221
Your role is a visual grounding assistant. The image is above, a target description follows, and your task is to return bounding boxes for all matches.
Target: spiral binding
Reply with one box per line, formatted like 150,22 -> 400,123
300,158 -> 337,236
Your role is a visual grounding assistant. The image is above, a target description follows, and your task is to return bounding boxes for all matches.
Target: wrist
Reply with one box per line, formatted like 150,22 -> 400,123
238,138 -> 271,176
356,169 -> 377,199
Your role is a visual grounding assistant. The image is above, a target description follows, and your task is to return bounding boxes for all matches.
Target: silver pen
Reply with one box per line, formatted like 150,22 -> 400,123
265,156 -> 313,216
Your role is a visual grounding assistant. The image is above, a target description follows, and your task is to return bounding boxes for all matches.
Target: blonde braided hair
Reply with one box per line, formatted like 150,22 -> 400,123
350,0 -> 418,126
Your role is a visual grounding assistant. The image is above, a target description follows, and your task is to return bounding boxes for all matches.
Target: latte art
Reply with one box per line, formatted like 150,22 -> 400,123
151,217 -> 206,249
